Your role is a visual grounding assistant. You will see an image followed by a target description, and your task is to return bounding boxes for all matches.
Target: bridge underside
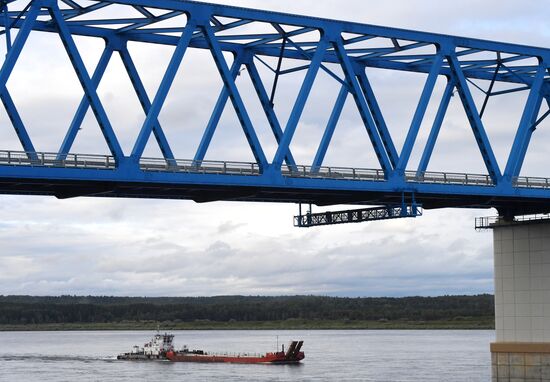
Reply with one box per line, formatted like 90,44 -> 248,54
2,176 -> 549,215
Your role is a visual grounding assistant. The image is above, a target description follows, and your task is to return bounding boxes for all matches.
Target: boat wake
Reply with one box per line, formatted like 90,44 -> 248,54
0,354 -> 119,363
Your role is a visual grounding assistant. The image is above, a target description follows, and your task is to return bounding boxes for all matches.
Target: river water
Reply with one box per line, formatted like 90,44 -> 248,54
0,330 -> 492,381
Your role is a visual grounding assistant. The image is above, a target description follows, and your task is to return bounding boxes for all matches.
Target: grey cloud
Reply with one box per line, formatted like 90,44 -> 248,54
0,201 -> 494,297
216,220 -> 246,234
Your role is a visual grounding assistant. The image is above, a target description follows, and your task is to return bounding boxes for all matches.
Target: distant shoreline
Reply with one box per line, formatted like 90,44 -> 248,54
0,295 -> 495,331
0,317 -> 494,331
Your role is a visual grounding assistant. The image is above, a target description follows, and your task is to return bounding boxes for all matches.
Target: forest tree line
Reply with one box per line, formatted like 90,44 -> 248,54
0,295 -> 494,325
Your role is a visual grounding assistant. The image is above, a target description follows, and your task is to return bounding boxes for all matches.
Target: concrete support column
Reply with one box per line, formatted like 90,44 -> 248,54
492,221 -> 550,381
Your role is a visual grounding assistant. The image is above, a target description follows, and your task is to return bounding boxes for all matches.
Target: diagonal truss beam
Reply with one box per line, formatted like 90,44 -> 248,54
118,45 -> 175,161
0,1 -> 41,158
504,63 -> 547,179
271,37 -> 329,171
245,58 -> 297,168
58,45 -> 114,159
0,88 -> 36,156
57,40 -> 176,161
201,22 -> 268,170
416,79 -> 455,175
396,54 -> 443,173
131,19 -> 197,160
357,70 -> 398,168
333,37 -> 392,175
312,84 -> 348,170
49,3 -> 124,161
447,52 -> 502,183
193,55 -> 244,164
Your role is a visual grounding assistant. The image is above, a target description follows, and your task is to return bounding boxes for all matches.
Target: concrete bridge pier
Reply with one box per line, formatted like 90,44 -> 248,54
491,219 -> 550,381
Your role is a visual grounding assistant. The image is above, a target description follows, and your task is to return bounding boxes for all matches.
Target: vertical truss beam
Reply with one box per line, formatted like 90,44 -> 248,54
245,57 -> 296,168
332,38 -> 392,175
312,84 -> 348,169
417,79 -> 455,175
119,45 -> 175,161
504,63 -> 547,179
447,52 -> 501,183
58,45 -> 114,159
131,19 -> 197,160
272,37 -> 329,171
357,70 -> 398,168
49,3 -> 124,162
396,54 -> 443,173
201,24 -> 268,170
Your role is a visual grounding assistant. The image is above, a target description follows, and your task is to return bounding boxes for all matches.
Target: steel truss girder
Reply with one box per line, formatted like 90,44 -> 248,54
0,2 -> 547,85
0,0 -> 548,213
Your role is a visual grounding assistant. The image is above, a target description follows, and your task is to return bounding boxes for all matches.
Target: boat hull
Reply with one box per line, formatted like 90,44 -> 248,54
166,351 -> 304,364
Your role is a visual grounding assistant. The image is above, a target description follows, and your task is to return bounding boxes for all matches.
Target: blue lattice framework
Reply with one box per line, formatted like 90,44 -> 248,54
0,0 -> 549,216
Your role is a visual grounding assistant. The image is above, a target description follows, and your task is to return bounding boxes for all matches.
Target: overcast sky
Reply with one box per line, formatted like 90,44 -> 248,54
0,0 -> 548,297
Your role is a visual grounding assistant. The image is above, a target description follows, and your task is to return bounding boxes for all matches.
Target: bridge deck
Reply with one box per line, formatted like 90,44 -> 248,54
0,150 -> 549,215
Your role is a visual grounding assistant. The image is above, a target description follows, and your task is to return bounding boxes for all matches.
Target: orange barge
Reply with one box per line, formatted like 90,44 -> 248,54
166,340 -> 305,364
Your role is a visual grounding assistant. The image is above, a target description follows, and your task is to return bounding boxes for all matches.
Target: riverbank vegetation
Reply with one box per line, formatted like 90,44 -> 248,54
0,295 -> 494,330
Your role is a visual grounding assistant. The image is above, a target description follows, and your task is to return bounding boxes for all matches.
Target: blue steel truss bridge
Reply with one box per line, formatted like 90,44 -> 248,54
0,0 -> 549,226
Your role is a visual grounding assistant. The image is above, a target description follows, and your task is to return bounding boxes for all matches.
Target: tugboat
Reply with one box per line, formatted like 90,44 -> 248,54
117,332 -> 305,364
166,340 -> 305,364
117,332 -> 174,360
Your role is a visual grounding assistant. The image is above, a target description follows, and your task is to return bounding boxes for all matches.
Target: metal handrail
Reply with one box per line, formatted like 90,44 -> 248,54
513,176 -> 550,189
0,150 -> 115,169
139,157 -> 260,176
0,149 -> 548,190
282,164 -> 385,182
476,214 -> 550,230
406,171 -> 493,186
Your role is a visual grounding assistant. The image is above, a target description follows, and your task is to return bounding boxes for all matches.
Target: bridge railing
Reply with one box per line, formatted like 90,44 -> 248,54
0,149 -> 546,190
139,157 -> 261,176
282,164 -> 494,186
513,176 -> 550,189
405,171 -> 494,186
282,164 -> 385,181
0,150 -> 261,175
476,214 -> 550,230
0,150 -> 115,169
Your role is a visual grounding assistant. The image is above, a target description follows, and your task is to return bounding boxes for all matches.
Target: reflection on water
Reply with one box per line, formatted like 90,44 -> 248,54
0,330 -> 493,382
